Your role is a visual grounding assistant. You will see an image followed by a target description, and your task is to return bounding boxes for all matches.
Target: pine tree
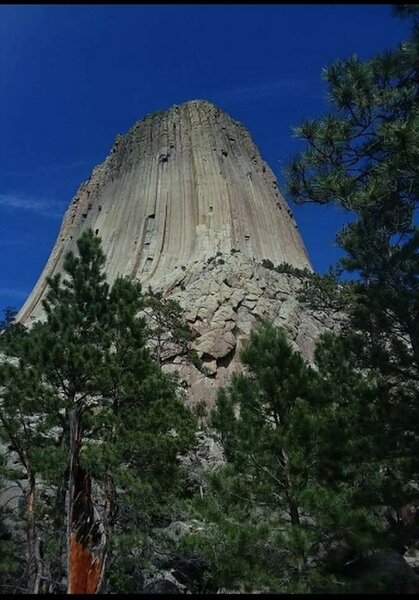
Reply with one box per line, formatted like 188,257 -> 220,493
0,307 -> 17,331
0,454 -> 18,594
0,230 -> 196,593
285,5 -> 419,542
286,6 -> 418,379
141,287 -> 194,366
184,323 -> 386,593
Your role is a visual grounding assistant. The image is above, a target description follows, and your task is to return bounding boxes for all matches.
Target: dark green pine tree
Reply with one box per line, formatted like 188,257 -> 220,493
184,322 -> 386,593
0,229 -> 196,593
285,5 -> 419,533
0,329 -> 63,593
141,287 -> 194,366
286,5 -> 418,372
0,454 -> 18,594
0,307 -> 17,331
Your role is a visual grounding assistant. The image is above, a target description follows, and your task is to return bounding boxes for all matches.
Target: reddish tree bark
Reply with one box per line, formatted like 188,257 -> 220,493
67,410 -> 106,594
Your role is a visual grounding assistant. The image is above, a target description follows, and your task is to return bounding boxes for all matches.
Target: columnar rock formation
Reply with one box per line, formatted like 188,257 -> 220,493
17,99 -> 336,408
18,100 -> 310,322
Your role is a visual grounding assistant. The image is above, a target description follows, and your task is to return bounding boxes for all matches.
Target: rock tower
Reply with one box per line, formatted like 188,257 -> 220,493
17,100 -> 335,408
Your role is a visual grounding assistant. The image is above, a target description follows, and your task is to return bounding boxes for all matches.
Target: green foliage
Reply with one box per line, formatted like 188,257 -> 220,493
0,456 -> 17,593
271,262 -> 311,279
0,308 -> 26,348
286,9 -> 419,381
296,266 -> 356,312
282,7 -> 419,590
393,4 -> 419,23
0,229 -> 197,591
0,516 -> 17,594
286,7 -> 419,495
142,286 -> 194,367
259,258 -> 353,315
260,259 -> 312,280
186,323 -> 388,592
261,258 -> 274,270
106,530 -> 154,593
0,307 -> 17,331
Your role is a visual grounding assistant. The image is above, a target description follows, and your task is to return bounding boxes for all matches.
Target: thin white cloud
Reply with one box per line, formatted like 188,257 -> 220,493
0,193 -> 63,218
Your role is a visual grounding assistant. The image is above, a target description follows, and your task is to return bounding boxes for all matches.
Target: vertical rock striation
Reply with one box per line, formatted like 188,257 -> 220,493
17,100 -> 310,324
17,99 -> 337,409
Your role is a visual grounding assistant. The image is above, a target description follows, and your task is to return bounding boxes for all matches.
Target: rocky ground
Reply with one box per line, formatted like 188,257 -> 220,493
154,249 -> 342,411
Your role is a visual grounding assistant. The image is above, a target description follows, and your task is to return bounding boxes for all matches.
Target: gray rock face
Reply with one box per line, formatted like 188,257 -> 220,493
17,99 -> 310,324
160,251 -> 340,410
16,99 -> 337,408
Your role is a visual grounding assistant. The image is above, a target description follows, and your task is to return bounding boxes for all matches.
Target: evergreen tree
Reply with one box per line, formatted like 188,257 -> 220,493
0,230 -> 196,593
141,287 -> 194,366
184,323 -> 385,593
0,455 -> 18,594
286,5 -> 418,374
285,5 -> 419,537
0,307 -> 17,331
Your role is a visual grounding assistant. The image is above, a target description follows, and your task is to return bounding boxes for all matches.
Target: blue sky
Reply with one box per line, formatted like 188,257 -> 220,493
0,4 -> 411,315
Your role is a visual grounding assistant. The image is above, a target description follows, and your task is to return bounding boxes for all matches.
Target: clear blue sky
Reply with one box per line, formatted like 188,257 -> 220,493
0,4 -> 411,315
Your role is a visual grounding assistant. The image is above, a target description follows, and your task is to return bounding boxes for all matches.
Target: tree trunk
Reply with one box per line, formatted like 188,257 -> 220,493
281,448 -> 300,527
26,471 -> 42,593
287,495 -> 301,528
104,421 -> 117,533
104,475 -> 115,532
67,409 -> 106,594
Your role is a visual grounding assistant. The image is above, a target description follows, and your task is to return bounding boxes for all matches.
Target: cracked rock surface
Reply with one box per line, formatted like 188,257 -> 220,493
159,251 -> 340,410
17,99 -> 310,325
16,99 -> 337,408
